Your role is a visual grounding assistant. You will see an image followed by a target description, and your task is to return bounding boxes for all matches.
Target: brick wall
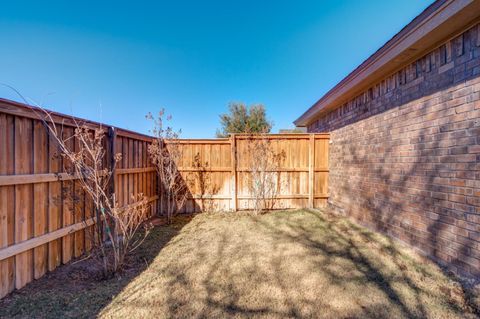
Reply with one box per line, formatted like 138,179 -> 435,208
308,24 -> 480,277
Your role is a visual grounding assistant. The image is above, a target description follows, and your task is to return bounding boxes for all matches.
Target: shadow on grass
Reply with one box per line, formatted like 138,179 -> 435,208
0,215 -> 193,319
257,210 -> 428,319
1,210 -> 477,318
201,212 -> 420,318
264,209 -> 479,318
99,210 -> 478,319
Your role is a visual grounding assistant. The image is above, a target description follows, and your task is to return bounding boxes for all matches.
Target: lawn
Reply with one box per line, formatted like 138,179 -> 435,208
0,209 -> 478,318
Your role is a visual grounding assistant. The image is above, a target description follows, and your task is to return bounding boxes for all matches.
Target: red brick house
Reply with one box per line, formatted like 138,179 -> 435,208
295,0 -> 480,277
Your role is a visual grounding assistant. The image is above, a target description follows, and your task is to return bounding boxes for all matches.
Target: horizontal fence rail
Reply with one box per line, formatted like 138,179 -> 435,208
0,98 -> 329,299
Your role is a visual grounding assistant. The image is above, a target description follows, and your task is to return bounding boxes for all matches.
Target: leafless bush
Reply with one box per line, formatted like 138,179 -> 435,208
246,134 -> 286,214
109,194 -> 152,265
146,110 -> 189,223
40,110 -> 152,276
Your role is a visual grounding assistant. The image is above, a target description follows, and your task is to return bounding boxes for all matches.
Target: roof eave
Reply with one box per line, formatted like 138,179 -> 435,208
294,0 -> 480,127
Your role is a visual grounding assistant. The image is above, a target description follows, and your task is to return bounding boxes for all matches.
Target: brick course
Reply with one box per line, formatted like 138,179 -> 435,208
308,24 -> 480,277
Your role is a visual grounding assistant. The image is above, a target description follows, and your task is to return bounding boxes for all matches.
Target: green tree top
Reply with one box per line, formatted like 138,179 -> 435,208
216,102 -> 273,138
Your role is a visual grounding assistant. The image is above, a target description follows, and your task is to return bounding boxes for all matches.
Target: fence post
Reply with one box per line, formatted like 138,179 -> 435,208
108,127 -> 117,200
105,126 -> 117,242
308,134 -> 315,208
230,134 -> 237,211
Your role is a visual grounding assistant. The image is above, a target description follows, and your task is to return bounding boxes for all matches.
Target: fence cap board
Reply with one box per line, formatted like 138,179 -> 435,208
166,139 -> 230,144
0,98 -> 108,131
116,128 -> 154,142
0,98 -> 156,142
233,133 -> 330,139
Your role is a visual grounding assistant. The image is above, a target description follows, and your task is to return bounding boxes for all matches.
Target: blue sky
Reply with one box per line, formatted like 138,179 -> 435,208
0,0 -> 432,137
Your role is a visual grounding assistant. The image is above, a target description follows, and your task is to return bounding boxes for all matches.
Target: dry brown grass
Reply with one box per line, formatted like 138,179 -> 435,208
98,209 -> 477,319
0,209 -> 477,318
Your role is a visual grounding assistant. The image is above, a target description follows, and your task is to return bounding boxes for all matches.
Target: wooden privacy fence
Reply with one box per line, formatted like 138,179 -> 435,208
0,98 -> 329,299
0,99 -> 158,299
169,134 -> 329,213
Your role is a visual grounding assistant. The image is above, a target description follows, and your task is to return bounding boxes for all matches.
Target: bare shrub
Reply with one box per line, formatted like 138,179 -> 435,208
146,110 -> 189,223
111,194 -> 152,263
40,111 -> 152,276
246,134 -> 286,214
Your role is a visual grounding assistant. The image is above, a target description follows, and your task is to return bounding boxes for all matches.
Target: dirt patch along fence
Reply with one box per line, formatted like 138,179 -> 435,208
0,98 -> 329,299
169,133 -> 329,213
0,99 -> 159,298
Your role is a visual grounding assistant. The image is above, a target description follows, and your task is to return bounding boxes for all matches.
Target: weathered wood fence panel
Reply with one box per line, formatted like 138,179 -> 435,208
172,134 -> 330,213
114,129 -> 158,216
0,99 -> 158,299
0,99 -> 329,299
172,139 -> 233,213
